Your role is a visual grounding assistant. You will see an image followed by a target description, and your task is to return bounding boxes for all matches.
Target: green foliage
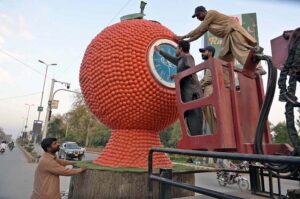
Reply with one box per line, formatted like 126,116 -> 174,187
88,125 -> 111,147
47,116 -> 66,140
169,154 -> 190,162
25,143 -> 35,152
17,138 -> 29,146
75,161 -> 205,173
272,121 -> 292,145
30,151 -> 39,159
160,121 -> 182,148
46,94 -> 111,147
0,127 -> 11,142
0,127 -> 6,141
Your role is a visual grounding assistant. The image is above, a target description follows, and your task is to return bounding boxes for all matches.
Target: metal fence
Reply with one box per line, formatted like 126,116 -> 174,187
148,147 -> 300,199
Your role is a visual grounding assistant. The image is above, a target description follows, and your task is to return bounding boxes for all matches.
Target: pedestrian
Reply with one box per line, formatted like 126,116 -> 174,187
154,40 -> 204,135
31,137 -> 86,199
176,6 -> 266,75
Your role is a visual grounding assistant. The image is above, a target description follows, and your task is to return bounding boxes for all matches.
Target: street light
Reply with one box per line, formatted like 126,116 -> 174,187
21,117 -> 26,132
37,60 -> 57,121
24,103 -> 34,133
42,79 -> 73,139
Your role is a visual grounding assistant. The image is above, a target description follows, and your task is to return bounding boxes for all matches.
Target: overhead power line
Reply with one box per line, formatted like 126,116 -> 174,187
0,48 -> 51,78
106,0 -> 134,26
0,92 -> 41,101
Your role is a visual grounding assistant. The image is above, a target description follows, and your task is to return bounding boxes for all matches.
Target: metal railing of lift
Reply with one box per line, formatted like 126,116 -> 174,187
148,147 -> 300,199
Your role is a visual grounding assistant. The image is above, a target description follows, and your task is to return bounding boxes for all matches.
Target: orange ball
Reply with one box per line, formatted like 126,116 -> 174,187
80,19 -> 178,131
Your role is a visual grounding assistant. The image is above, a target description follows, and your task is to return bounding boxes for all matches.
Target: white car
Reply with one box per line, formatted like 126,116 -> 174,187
58,142 -> 85,160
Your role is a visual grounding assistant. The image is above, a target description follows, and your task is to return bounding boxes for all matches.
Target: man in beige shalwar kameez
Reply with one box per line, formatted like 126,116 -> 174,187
31,138 -> 86,199
199,46 -> 217,134
177,6 -> 266,75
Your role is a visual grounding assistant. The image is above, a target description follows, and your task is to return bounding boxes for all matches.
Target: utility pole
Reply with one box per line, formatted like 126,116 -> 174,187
42,79 -> 56,139
35,60 -> 56,143
21,117 -> 26,132
37,60 -> 57,120
24,104 -> 34,133
42,79 -> 74,139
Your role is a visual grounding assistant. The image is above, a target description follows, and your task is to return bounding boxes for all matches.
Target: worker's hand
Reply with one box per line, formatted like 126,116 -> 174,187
80,167 -> 87,172
68,161 -> 76,166
170,74 -> 176,80
154,45 -> 160,51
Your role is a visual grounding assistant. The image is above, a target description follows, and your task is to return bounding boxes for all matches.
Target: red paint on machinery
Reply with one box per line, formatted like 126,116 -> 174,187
80,20 -> 177,168
176,56 -> 291,155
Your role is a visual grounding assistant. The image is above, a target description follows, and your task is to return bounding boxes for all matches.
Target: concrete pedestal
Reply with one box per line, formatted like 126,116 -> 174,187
68,169 -> 194,199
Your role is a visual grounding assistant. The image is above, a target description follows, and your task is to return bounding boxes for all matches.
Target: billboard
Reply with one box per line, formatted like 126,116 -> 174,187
204,13 -> 258,68
32,120 -> 43,138
51,100 -> 59,109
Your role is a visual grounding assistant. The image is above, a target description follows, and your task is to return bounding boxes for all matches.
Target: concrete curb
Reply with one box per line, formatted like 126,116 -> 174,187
18,144 -> 35,163
173,162 -> 215,170
86,150 -> 100,155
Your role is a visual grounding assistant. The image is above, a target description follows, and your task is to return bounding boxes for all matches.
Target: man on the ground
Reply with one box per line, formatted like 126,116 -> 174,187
31,137 -> 86,199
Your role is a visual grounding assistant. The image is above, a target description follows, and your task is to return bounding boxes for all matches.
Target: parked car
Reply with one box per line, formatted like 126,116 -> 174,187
58,142 -> 85,160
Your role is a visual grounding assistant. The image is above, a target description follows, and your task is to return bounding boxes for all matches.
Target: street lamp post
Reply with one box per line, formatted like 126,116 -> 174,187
24,103 -> 34,133
42,79 -> 73,139
37,60 -> 57,121
21,117 -> 26,132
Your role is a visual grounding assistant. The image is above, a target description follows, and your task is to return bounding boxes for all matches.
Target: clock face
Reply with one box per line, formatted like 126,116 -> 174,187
148,39 -> 177,88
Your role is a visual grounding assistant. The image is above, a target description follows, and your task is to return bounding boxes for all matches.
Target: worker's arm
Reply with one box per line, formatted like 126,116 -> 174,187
47,159 -> 86,176
184,10 -> 216,42
158,49 -> 179,66
56,158 -> 75,167
188,34 -> 203,43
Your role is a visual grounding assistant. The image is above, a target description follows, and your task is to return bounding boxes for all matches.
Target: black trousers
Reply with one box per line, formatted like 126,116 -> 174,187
181,86 -> 204,136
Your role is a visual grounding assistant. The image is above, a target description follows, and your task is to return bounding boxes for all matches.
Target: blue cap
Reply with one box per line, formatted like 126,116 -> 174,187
192,6 -> 206,18
199,45 -> 215,55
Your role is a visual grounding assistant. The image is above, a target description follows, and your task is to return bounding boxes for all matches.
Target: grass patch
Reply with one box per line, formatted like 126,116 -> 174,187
74,161 -> 211,173
75,161 -> 146,173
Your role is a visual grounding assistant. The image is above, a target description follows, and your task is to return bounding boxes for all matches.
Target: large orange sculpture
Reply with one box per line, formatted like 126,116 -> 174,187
80,19 -> 178,168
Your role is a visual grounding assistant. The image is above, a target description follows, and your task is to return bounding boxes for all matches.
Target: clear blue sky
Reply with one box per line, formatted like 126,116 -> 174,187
0,0 -> 299,138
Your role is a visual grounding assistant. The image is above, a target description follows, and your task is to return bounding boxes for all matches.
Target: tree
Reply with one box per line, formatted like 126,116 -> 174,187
0,127 -> 6,141
272,121 -> 292,145
57,93 -> 111,147
160,121 -> 182,148
47,115 -> 66,141
88,124 -> 111,146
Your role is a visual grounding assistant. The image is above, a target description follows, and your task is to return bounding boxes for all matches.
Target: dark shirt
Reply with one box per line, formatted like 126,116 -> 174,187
159,50 -> 203,102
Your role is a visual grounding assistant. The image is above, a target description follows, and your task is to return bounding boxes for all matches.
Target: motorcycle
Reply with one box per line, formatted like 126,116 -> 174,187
8,144 -> 14,151
238,161 -> 249,171
216,169 -> 249,191
0,148 -> 5,154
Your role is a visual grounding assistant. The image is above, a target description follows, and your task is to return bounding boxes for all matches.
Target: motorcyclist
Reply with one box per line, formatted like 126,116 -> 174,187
0,141 -> 7,153
8,141 -> 14,151
216,159 -> 236,182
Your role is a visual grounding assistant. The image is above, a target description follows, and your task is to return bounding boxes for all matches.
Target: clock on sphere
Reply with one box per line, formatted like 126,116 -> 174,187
148,39 -> 177,88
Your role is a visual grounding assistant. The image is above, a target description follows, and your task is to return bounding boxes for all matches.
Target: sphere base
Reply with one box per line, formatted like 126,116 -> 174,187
93,129 -> 172,168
